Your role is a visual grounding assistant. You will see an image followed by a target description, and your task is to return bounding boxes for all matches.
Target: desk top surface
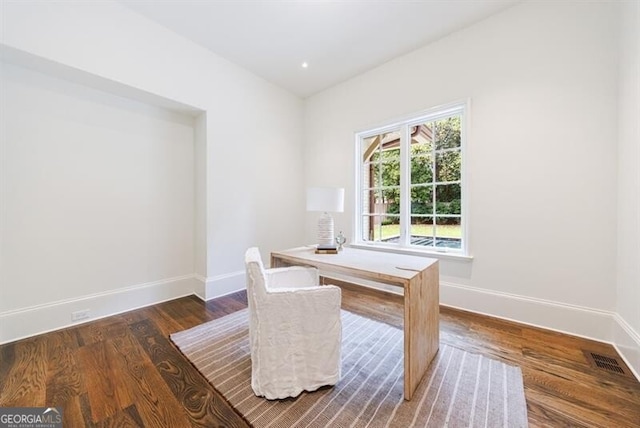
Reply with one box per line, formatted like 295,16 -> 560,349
271,246 -> 438,285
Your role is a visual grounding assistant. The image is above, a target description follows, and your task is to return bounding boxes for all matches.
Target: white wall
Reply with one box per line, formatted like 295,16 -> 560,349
0,0 -> 304,342
305,2 -> 622,342
616,0 -> 640,375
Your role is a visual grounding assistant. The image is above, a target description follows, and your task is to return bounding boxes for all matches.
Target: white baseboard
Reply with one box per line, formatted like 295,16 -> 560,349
0,275 -> 197,344
325,274 -> 619,342
193,274 -> 207,300
612,313 -> 640,380
195,270 -> 246,301
441,281 -> 616,342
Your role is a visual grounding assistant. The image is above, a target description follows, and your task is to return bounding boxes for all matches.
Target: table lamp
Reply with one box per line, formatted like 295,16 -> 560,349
306,187 -> 345,247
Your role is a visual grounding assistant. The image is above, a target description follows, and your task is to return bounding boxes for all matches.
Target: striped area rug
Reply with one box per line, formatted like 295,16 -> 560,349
171,309 -> 528,428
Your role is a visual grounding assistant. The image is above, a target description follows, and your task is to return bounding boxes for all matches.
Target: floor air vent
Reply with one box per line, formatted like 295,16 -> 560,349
583,351 -> 632,377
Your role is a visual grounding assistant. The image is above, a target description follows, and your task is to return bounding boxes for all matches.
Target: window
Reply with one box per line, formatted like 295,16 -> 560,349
355,102 -> 467,255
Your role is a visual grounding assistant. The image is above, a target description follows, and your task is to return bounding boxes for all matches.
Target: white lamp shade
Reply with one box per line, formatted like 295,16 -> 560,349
306,187 -> 345,213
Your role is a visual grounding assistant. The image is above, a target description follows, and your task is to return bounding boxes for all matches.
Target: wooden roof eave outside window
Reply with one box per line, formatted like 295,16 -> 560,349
361,125 -> 432,162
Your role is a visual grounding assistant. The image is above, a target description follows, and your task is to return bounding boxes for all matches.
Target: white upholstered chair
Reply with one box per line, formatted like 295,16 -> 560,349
244,247 -> 342,400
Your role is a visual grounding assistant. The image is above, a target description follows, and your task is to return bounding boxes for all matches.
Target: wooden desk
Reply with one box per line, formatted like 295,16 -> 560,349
270,246 -> 439,400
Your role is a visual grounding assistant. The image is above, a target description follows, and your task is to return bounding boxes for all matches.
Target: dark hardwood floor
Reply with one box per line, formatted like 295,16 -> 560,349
1,284 -> 639,427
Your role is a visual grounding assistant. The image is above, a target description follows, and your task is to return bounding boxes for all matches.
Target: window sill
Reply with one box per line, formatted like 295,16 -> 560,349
349,243 -> 473,262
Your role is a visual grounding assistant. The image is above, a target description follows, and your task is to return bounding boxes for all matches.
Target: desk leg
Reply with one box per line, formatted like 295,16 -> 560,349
403,262 -> 439,400
270,255 -> 287,268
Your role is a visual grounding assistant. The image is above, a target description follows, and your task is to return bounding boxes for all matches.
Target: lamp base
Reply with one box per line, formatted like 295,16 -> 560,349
317,212 -> 335,247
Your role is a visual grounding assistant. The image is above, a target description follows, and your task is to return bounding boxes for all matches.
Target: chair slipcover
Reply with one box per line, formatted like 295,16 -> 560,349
244,247 -> 342,400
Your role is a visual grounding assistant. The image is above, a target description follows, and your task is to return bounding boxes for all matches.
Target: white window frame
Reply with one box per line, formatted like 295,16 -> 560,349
353,100 -> 471,259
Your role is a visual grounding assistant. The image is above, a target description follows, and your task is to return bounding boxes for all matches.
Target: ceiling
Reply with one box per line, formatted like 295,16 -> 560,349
118,0 -> 520,98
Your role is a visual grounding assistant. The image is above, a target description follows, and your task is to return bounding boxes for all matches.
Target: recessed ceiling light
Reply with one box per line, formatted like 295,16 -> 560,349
301,62 -> 308,68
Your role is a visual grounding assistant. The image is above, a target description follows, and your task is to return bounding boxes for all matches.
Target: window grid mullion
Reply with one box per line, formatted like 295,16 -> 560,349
400,124 -> 410,247
431,121 -> 437,245
410,180 -> 461,188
